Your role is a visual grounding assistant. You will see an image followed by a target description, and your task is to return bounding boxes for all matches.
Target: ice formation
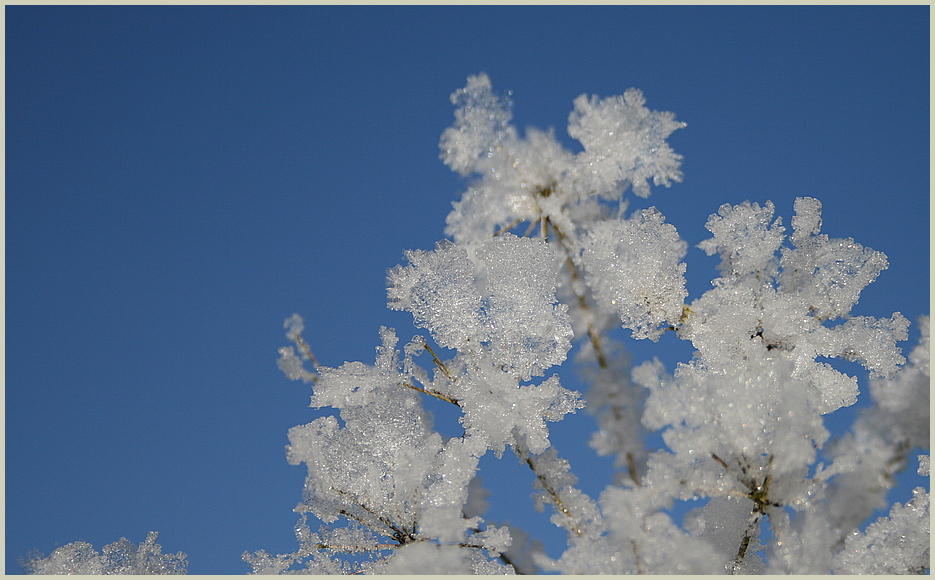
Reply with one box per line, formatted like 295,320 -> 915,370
26,74 -> 927,575
22,532 -> 187,575
257,76 -> 927,574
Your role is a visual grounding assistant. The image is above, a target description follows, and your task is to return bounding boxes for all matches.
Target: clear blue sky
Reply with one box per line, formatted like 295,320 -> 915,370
6,6 -> 929,574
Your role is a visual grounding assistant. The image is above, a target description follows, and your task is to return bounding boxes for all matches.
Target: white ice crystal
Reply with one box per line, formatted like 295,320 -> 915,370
580,207 -> 687,340
515,444 -> 603,539
309,326 -> 403,409
698,200 -> 785,279
23,532 -> 187,575
780,196 -> 890,321
818,318 -> 929,540
454,360 -> 582,457
439,73 -> 515,177
462,475 -> 490,519
866,314 -> 930,447
441,74 -> 684,246
832,485 -> 930,574
285,391 -> 443,532
685,198 -> 908,414
387,240 -> 486,352
389,234 -> 573,381
637,355 -> 828,506
696,496 -> 765,574
567,88 -> 686,199
559,484 -> 724,574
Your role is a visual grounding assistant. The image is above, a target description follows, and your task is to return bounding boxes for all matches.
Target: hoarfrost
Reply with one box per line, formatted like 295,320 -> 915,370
567,88 -> 686,198
580,207 -> 687,340
23,532 -> 187,575
441,74 -> 684,245
832,485 -> 930,574
685,197 -> 908,414
388,234 -> 572,380
39,74 -> 927,575
439,73 -> 514,177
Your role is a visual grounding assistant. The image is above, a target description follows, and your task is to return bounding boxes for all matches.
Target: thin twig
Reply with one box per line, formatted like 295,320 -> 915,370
548,217 -> 609,368
423,343 -> 453,381
525,456 -> 583,537
403,382 -> 459,406
494,218 -> 523,237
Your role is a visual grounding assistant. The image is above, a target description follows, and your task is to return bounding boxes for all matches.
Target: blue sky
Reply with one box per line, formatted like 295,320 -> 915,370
6,6 -> 929,574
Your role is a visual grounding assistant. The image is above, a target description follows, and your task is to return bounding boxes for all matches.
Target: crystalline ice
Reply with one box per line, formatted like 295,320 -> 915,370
309,327 -> 404,409
22,532 -> 187,575
441,75 -> 684,247
476,234 -> 573,379
685,199 -> 908,414
389,234 -> 572,381
387,240 -> 486,352
580,207 -> 687,340
259,75 -> 929,575
438,73 -> 514,177
832,486 -> 930,574
567,88 -> 685,198
697,200 -> 784,278
780,197 -> 890,321
639,354 -> 828,499
454,361 -> 582,457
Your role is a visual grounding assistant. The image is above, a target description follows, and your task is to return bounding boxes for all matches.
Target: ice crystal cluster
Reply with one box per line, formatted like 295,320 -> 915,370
22,532 -> 187,574
24,74 -> 928,574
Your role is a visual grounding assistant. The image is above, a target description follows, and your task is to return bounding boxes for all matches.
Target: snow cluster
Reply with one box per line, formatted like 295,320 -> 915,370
388,234 -> 573,381
580,207 -> 687,340
833,481 -> 929,574
22,532 -> 187,575
687,198 -> 908,414
251,230 -> 585,571
441,72 -> 685,247
567,88 -> 685,199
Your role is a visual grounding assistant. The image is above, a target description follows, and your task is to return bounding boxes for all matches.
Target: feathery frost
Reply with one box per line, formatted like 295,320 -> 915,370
26,74 -> 927,575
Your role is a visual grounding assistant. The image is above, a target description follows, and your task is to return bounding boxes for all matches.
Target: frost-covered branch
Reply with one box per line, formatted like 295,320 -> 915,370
25,73 -> 927,575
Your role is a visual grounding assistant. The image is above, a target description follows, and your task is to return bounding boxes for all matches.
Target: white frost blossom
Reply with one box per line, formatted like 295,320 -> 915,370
388,233 -> 574,381
686,198 -> 908,414
441,73 -> 685,246
580,206 -> 688,340
22,532 -> 187,575
567,87 -> 686,199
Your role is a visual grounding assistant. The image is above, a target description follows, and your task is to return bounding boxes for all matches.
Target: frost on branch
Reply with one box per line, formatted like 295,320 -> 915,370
387,234 -> 581,456
441,73 -> 684,246
25,73 -> 929,576
388,233 -> 573,381
255,323 -> 520,573
437,74 -> 688,491
638,355 -> 828,505
268,235 -> 585,569
686,198 -> 908,414
780,196 -> 890,321
22,532 -> 187,575
606,198 -> 918,574
567,87 -> 686,199
439,73 -> 515,177
819,315 -> 929,542
580,207 -> 688,340
832,477 -> 930,574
